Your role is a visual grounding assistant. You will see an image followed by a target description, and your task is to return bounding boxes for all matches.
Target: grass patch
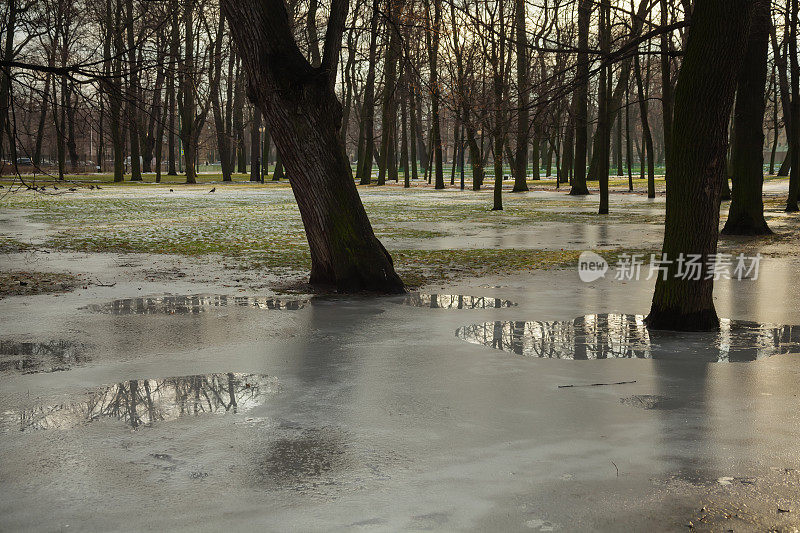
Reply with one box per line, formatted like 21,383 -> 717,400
0,271 -> 80,298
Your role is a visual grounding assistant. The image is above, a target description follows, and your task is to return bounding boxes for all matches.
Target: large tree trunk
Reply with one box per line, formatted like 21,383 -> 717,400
65,85 -> 80,172
357,0 -> 380,185
400,68 -> 411,188
179,0 -> 197,184
166,0 -> 179,176
646,0 -> 752,332
570,0 -> 591,195
143,42 -> 166,175
221,0 -> 404,293
0,0 -> 16,162
34,72 -> 51,166
634,53 -> 656,198
597,1 -> 611,215
770,12 -> 792,177
377,0 -> 404,186
585,0 -> 649,182
660,0 -> 674,165
210,16 -> 233,182
788,0 -> 800,209
250,106 -> 261,182
722,0 -> 772,235
512,0 -> 529,192
106,0 -> 124,182
428,0 -> 445,189
126,0 -> 142,180
233,62 -> 247,174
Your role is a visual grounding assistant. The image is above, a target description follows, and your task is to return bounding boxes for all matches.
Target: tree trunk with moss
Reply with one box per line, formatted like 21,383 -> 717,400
646,0 -> 752,331
221,0 -> 404,293
722,0 -> 772,235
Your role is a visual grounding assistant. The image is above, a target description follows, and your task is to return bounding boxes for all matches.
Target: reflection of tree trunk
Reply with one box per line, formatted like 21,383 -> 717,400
143,379 -> 157,424
573,318 -> 587,360
227,373 -> 238,412
646,0 -> 752,331
511,322 -> 524,355
128,380 -> 139,429
492,321 -> 503,349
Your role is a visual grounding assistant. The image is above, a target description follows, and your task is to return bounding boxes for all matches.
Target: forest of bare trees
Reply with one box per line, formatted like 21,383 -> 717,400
1,0 -> 795,192
1,0 -> 799,321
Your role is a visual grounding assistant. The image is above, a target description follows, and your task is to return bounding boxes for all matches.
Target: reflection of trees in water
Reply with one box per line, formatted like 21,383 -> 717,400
457,315 -> 650,359
403,293 -> 515,309
456,314 -> 800,361
0,340 -> 87,373
87,294 -> 306,314
5,373 -> 277,432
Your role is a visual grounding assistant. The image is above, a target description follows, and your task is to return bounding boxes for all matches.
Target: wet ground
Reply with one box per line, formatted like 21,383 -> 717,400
2,182 -> 800,531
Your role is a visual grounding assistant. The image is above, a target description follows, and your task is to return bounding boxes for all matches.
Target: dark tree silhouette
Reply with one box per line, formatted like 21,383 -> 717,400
723,0 -> 772,235
221,0 -> 405,293
646,0 -> 753,331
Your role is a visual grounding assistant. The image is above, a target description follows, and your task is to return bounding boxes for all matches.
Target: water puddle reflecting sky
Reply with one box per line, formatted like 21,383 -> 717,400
456,314 -> 800,362
85,294 -> 307,315
0,340 -> 88,374
1,373 -> 278,432
401,293 -> 516,309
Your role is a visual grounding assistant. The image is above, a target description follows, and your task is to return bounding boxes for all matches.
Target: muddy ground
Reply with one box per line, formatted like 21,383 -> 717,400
1,177 -> 800,531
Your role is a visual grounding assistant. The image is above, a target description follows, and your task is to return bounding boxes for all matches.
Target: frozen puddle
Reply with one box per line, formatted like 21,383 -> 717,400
455,313 -> 800,362
85,294 -> 307,314
1,372 -> 278,432
0,339 -> 88,374
400,293 -> 516,309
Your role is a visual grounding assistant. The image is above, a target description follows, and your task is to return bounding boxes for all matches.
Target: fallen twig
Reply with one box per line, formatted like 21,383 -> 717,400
558,380 -> 637,389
